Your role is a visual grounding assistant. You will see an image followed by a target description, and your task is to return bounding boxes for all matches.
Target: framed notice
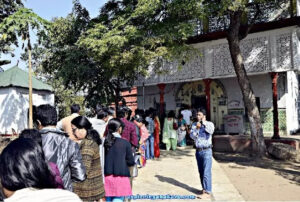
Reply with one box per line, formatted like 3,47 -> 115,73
224,115 -> 244,134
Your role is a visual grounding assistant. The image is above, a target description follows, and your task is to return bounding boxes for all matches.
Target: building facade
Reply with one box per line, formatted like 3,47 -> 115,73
135,17 -> 300,136
0,66 -> 54,135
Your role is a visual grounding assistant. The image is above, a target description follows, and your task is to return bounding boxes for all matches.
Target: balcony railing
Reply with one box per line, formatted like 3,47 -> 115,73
193,0 -> 297,36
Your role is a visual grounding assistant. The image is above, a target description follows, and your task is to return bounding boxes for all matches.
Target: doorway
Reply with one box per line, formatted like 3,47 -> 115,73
191,95 -> 206,111
175,80 -> 227,131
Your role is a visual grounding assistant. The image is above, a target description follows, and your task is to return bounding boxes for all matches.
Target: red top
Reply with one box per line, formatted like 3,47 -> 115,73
120,118 -> 138,148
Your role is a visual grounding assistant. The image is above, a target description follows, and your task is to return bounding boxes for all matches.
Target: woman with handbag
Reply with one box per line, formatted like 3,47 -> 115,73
162,111 -> 178,151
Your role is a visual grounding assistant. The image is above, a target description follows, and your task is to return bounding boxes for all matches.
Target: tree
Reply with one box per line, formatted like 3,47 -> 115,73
226,2 -> 267,157
200,0 -> 294,157
0,0 -> 23,23
26,1 -> 108,115
28,0 -> 286,157
30,0 -> 202,110
0,7 -> 49,128
77,0 -> 204,107
0,0 -> 23,66
50,78 -> 85,119
31,1 -> 104,110
94,0 -> 291,157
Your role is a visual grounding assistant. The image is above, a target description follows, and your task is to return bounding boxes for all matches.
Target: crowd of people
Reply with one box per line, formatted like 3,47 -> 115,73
0,103 -> 215,201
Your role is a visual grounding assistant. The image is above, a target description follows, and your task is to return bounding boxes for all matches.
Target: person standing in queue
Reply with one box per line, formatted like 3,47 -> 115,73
104,118 -> 135,202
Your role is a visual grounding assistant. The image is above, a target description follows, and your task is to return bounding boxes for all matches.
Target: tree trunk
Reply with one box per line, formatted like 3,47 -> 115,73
28,37 -> 33,129
227,11 -> 266,157
114,87 -> 120,110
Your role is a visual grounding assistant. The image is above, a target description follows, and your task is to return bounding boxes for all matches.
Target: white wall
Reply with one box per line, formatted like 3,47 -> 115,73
17,88 -> 55,107
0,88 -> 23,134
136,26 -> 299,87
0,87 -> 54,134
137,73 -> 290,118
221,74 -> 275,109
137,83 -> 181,111
286,71 -> 299,134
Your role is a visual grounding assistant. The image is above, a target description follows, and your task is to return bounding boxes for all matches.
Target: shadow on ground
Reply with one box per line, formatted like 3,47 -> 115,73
159,146 -> 194,159
213,152 -> 300,185
155,175 -> 200,195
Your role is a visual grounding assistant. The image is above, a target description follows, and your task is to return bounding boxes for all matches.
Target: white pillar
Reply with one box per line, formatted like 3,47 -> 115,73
286,71 -> 299,135
297,0 -> 300,16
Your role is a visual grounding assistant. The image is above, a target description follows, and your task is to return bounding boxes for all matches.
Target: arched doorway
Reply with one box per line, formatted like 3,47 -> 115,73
175,80 -> 227,131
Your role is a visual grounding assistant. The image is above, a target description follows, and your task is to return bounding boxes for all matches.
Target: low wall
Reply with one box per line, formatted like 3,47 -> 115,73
213,135 -> 299,152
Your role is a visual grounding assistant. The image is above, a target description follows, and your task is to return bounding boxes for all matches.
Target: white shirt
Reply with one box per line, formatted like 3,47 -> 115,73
89,117 -> 107,138
5,188 -> 82,202
181,110 -> 192,125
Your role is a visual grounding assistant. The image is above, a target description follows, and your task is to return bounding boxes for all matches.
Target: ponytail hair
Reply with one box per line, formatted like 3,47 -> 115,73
87,129 -> 102,145
104,118 -> 124,152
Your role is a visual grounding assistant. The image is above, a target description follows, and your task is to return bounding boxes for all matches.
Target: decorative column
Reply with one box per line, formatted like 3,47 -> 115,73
157,83 -> 166,117
203,79 -> 212,121
270,72 -> 280,139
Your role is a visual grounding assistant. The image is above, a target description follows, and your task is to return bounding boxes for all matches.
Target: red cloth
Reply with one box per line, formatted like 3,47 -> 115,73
154,118 -> 160,158
48,162 -> 64,189
121,118 -> 138,147
104,175 -> 132,197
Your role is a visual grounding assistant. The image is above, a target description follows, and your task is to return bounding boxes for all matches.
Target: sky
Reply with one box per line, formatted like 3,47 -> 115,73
1,0 -> 107,70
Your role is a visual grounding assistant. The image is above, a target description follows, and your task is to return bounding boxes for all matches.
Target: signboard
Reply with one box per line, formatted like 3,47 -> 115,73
224,115 -> 244,134
218,97 -> 227,106
228,100 -> 242,108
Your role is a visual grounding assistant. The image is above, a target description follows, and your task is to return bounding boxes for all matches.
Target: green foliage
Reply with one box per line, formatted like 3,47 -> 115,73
0,6 -> 49,77
51,78 -> 85,119
0,0 -> 23,23
0,7 -> 49,47
0,6 -> 49,75
78,0 -> 204,89
0,0 -> 23,65
29,1 -> 108,110
202,0 -> 285,25
33,0 -> 205,109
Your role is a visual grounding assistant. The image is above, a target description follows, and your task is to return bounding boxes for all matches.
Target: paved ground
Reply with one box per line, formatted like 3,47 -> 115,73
214,152 -> 300,201
133,146 -> 244,201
